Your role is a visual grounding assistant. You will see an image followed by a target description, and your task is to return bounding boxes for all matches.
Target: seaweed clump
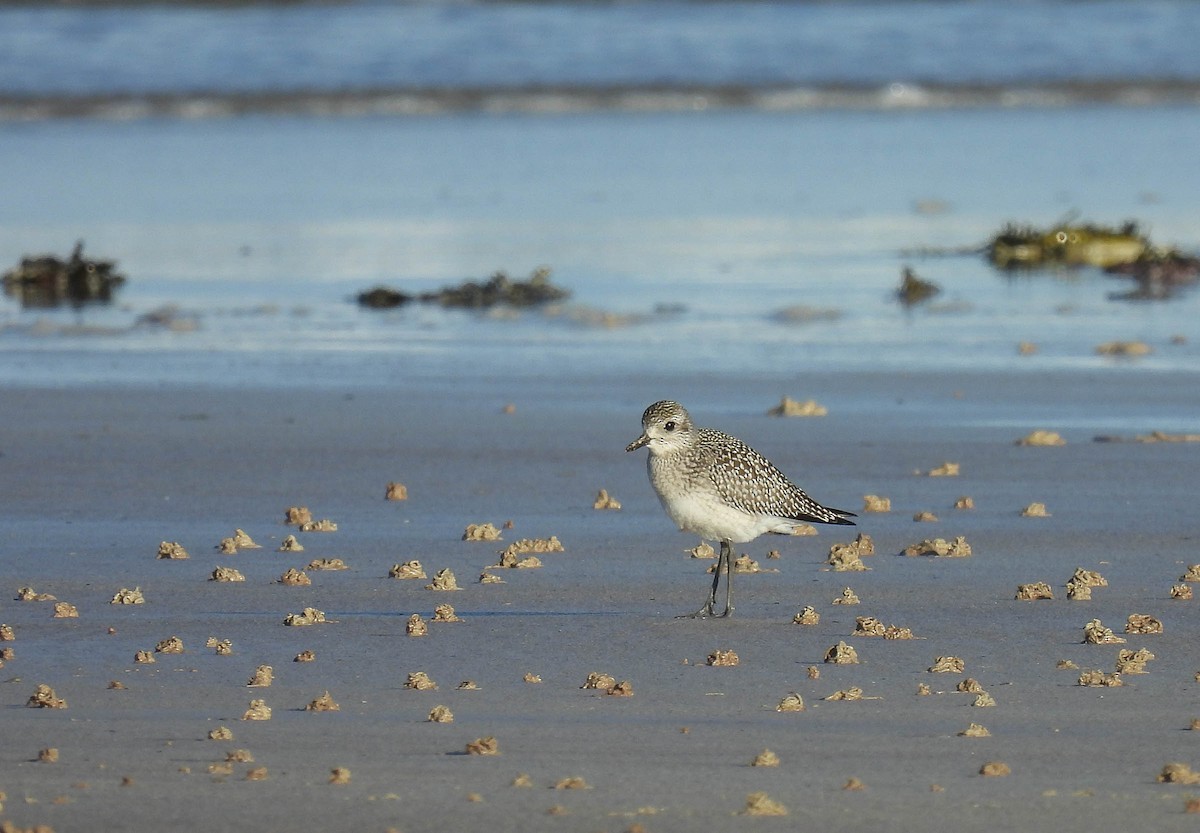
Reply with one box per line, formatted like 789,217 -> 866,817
985,217 -> 1200,301
358,267 -> 569,310
987,219 -> 1147,270
2,241 -> 126,308
896,266 -> 941,306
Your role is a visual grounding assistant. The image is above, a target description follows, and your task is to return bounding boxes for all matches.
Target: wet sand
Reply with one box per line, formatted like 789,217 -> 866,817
2,368 -> 1199,832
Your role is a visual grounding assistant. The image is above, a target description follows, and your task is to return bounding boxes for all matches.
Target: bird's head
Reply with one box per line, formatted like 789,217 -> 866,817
626,400 -> 695,456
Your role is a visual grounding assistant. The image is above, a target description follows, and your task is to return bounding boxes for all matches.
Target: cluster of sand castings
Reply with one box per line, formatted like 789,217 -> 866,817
929,656 -> 965,673
426,568 -> 460,590
217,528 -> 261,553
1064,567 -> 1108,600
466,736 -> 499,756
52,601 -> 78,618
385,482 -> 408,501
493,536 -> 565,569
729,553 -> 776,573
952,679 -> 995,706
959,723 -> 990,738
403,613 -> 429,637
751,749 -> 780,767
242,699 -> 271,720
1016,582 -> 1054,600
581,672 -> 616,690
389,560 -> 427,579
110,587 -> 145,604
1020,502 -> 1050,517
305,691 -> 340,712
792,606 -> 820,625
593,489 -> 621,509
1016,430 -> 1066,446
155,636 -> 184,654
767,396 -> 826,417
707,649 -> 739,667
285,506 -> 312,526
862,495 -> 891,512
851,616 -> 915,639
426,704 -> 454,723
553,776 -> 591,790
827,534 -> 874,571
281,505 -> 338,531
1096,340 -> 1152,356
1159,763 -> 1200,784
27,684 -> 67,709
206,637 -> 233,655
405,671 -> 438,691
580,672 -> 634,697
913,510 -> 938,522
283,608 -> 327,626
17,586 -> 56,601
463,522 -> 503,541
605,680 -> 634,697
832,587 -> 860,605
305,558 -> 347,571
824,641 -> 859,665
432,603 -> 462,622
1171,584 -> 1193,599
903,536 -> 972,557
1115,647 -> 1155,674
210,566 -> 245,582
823,686 -> 865,701
277,535 -> 303,552
278,568 -> 311,586
776,693 -> 806,712
157,541 -> 189,559
923,461 -> 960,477
247,664 -> 274,687
980,762 -> 1011,777
740,792 -> 788,816
1083,618 -> 1126,644
1125,614 -> 1163,634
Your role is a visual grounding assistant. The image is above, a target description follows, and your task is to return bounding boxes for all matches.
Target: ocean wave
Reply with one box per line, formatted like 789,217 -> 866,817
3,80 -> 1199,122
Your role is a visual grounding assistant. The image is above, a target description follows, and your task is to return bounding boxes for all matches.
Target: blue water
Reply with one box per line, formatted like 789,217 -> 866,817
0,1 -> 1198,387
3,1 -> 1200,106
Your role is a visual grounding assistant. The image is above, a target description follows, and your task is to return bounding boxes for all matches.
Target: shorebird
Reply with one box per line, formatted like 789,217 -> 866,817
626,400 -> 855,618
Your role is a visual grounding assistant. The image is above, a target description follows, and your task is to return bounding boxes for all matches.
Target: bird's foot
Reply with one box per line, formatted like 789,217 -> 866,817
676,603 -> 716,619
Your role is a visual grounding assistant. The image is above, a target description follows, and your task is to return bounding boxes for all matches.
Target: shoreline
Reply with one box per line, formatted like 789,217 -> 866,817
6,79 -> 1200,123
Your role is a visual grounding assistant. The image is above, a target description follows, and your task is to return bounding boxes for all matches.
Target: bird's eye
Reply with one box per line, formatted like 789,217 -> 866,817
664,420 -> 676,431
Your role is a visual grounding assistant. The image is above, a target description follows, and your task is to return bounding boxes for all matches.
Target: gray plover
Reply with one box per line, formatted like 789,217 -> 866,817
626,400 -> 855,618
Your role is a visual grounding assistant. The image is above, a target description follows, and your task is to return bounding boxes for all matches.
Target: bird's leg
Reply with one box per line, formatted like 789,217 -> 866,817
716,540 -> 734,618
677,541 -> 721,619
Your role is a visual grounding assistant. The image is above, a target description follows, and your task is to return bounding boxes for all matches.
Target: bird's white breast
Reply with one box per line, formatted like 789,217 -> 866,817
647,452 -> 794,543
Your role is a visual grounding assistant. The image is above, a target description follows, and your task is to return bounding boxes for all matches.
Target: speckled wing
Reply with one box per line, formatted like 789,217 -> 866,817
698,429 -> 855,526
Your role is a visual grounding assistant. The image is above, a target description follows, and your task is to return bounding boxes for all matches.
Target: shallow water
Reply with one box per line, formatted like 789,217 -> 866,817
1,105 -> 1198,388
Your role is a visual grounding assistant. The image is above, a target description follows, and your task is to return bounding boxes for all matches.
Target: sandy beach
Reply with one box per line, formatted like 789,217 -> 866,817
2,366 -> 1199,832
3,1 -> 1200,827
